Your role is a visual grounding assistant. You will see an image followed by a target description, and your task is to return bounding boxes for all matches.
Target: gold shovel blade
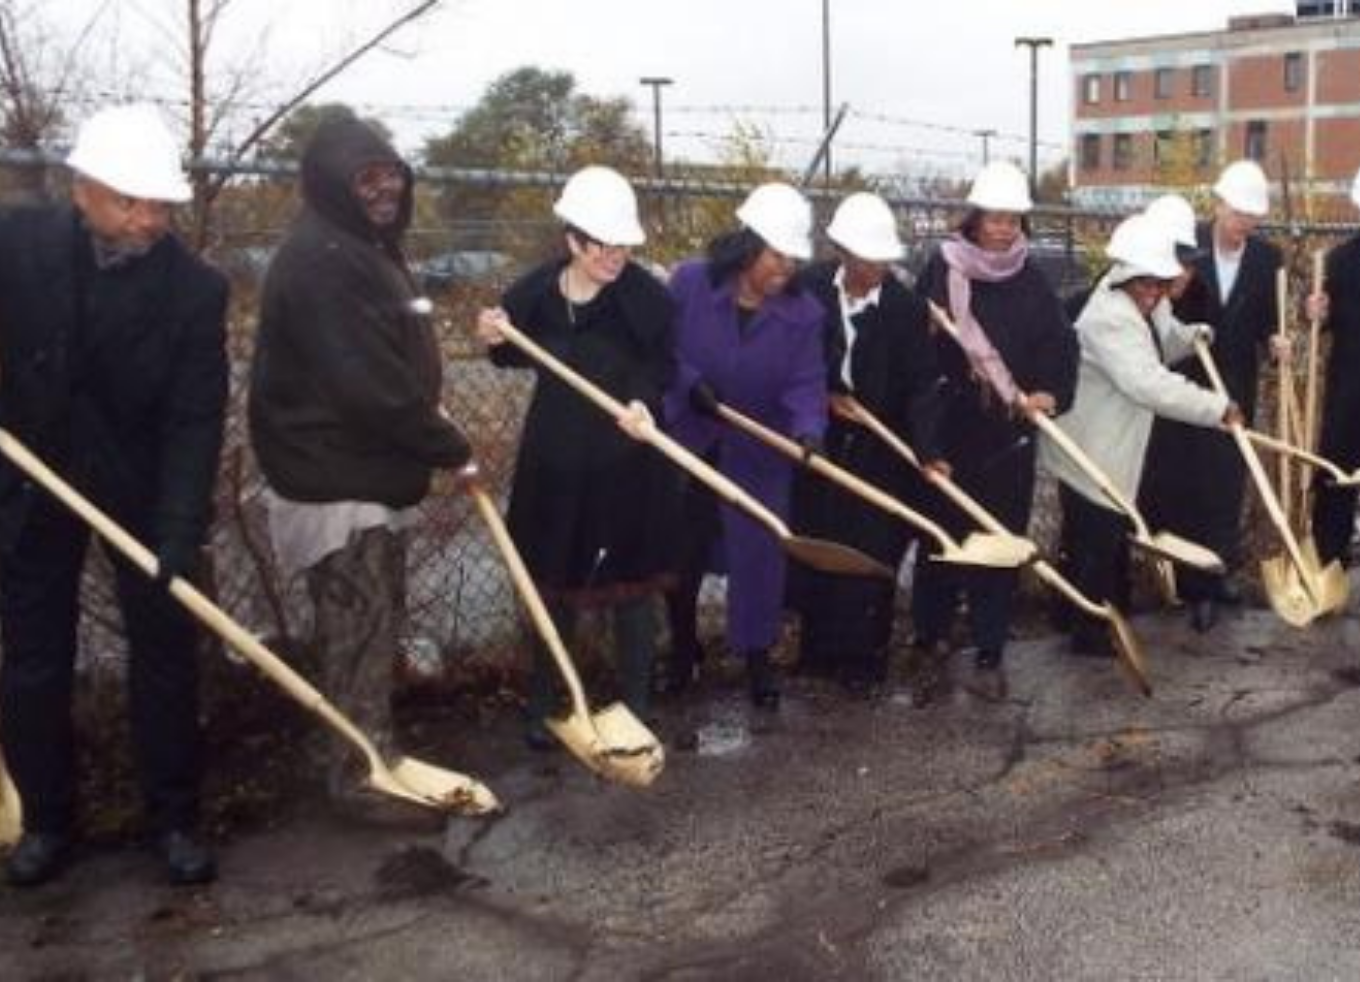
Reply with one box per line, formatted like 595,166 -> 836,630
1261,556 -> 1320,628
373,756 -> 501,815
945,532 -> 1036,568
1136,532 -> 1225,574
1300,537 -> 1350,615
1107,608 -> 1152,697
0,750 -> 20,847
547,703 -> 665,788
784,535 -> 893,578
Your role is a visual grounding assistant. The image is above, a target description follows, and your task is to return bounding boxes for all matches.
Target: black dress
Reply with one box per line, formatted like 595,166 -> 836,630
494,260 -> 679,604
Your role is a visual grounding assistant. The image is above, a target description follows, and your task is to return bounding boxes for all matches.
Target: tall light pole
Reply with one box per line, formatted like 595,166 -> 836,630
638,76 -> 673,179
974,128 -> 997,165
1014,36 -> 1053,191
821,0 -> 832,184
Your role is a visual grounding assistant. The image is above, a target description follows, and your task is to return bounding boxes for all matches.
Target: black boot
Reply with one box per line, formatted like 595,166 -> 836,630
745,649 -> 780,710
4,832 -> 71,888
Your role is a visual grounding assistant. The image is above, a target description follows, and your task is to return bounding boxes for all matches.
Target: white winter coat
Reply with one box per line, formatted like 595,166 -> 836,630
1039,277 -> 1228,509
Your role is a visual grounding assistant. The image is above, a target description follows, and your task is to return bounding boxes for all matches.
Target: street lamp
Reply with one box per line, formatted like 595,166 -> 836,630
1014,36 -> 1053,191
974,128 -> 997,165
821,0 -> 832,184
638,76 -> 673,179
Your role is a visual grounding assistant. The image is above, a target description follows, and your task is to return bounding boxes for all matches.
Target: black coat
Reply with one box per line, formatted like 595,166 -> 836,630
249,117 -> 469,508
791,261 -> 943,563
494,260 -> 679,600
0,205 -> 228,556
916,249 -> 1078,531
1140,225 -> 1281,576
1318,233 -> 1360,468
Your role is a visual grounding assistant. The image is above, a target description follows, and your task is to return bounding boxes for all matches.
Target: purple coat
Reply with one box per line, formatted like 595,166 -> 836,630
665,259 -> 828,651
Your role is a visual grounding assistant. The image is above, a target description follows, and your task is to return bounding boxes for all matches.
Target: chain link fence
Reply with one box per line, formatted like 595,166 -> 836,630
3,153 -> 1358,693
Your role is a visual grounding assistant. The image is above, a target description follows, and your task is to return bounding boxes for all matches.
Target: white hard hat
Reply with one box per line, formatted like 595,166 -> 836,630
1351,166 -> 1360,210
1212,159 -> 1270,217
1143,193 -> 1198,249
736,182 -> 813,260
66,104 -> 191,203
826,192 -> 904,262
553,165 -> 645,246
1105,213 -> 1182,284
966,160 -> 1033,213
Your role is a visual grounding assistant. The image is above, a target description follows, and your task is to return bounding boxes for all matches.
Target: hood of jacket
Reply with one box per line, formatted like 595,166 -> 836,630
300,116 -> 413,247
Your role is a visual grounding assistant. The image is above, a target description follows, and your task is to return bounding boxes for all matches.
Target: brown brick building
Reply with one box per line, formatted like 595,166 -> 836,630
1070,3 -> 1360,211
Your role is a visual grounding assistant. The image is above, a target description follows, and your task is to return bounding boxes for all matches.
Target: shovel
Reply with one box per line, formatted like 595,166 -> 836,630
466,479 -> 663,787
714,400 -> 1034,568
489,317 -> 891,579
0,742 -> 19,847
1192,338 -> 1323,627
845,399 -> 1150,694
1243,429 -> 1360,488
0,428 -> 500,815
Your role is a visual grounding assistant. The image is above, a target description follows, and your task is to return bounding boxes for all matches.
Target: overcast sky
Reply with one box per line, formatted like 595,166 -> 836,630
56,0 -> 1300,177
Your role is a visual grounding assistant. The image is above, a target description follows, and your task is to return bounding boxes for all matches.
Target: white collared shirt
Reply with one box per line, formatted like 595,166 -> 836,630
833,266 -> 883,390
1214,241 -> 1244,304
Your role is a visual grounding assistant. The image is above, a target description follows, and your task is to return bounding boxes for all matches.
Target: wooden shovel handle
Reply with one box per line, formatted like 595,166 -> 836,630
1192,340 -> 1318,602
714,401 -> 961,550
465,481 -> 591,717
493,319 -> 790,537
0,428 -> 385,768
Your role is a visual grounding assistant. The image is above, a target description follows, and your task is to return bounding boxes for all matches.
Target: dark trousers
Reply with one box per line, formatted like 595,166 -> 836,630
1312,479 -> 1358,567
0,497 -> 202,835
526,597 -> 656,721
305,526 -> 405,770
1058,484 -> 1132,641
911,559 -> 1019,656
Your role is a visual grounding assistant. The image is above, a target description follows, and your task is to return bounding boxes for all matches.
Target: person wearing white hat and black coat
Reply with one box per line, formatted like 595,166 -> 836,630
909,161 -> 1078,704
0,104 -> 227,886
1041,214 -> 1241,656
791,192 -> 945,695
1308,166 -> 1360,568
1139,159 -> 1284,632
476,166 -> 677,747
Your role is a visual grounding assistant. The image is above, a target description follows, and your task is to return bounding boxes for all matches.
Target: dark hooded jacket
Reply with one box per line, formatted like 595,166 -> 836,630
249,116 -> 469,507
0,204 -> 229,558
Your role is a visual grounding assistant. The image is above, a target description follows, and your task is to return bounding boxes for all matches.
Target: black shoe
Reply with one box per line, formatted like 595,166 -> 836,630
4,832 -> 70,888
974,648 -> 1003,671
746,651 -> 781,710
155,830 -> 216,886
1190,599 -> 1217,633
1070,630 -> 1114,659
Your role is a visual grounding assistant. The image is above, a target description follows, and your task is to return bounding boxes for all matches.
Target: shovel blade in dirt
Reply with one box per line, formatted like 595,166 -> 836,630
785,535 -> 894,578
1107,607 -> 1152,697
0,748 -> 20,847
1134,531 -> 1225,574
1301,538 -> 1350,615
370,756 -> 501,814
1261,555 -> 1320,628
547,702 -> 665,788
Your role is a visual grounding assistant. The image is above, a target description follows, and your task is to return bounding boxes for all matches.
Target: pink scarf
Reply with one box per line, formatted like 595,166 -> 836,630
939,233 -> 1029,406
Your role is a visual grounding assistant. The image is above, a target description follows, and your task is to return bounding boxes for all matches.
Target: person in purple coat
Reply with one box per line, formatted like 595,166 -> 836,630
662,182 -> 828,709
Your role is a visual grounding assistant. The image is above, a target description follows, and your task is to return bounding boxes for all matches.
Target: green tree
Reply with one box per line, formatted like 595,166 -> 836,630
421,67 -> 651,261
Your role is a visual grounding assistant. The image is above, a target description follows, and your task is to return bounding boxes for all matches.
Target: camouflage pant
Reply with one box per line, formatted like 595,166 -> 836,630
306,526 -> 405,781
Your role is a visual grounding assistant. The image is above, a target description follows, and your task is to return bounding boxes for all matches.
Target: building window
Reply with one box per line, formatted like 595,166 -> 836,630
1192,64 -> 1214,97
1082,73 -> 1100,104
1194,129 -> 1214,168
1080,133 -> 1101,170
1153,130 -> 1175,164
1154,67 -> 1174,99
1114,71 -> 1132,101
1112,133 -> 1133,171
1245,120 -> 1268,161
1284,52 -> 1304,92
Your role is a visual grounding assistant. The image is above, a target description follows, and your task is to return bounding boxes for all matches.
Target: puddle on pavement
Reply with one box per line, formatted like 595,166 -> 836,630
695,716 -> 753,757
